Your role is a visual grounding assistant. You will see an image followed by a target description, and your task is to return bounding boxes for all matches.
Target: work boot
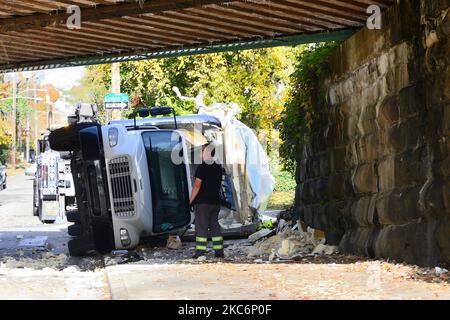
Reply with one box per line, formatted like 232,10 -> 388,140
193,251 -> 206,259
214,250 -> 224,259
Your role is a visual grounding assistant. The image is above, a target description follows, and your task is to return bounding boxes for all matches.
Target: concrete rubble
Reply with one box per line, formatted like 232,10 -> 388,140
166,235 -> 182,250
246,216 -> 340,261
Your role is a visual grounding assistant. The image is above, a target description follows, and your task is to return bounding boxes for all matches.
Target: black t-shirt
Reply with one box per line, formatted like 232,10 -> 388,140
194,162 -> 223,205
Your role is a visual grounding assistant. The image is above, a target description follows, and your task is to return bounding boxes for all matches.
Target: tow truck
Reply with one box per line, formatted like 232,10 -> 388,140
33,103 -> 98,224
33,131 -> 75,223
49,105 -> 260,256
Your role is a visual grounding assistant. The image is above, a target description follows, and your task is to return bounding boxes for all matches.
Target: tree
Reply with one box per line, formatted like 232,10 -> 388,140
65,66 -> 109,123
84,47 -> 299,136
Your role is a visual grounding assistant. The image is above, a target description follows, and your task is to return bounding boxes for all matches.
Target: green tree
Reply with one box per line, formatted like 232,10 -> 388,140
65,66 -> 109,123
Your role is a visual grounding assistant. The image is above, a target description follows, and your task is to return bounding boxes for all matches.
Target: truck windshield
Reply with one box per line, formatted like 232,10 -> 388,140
142,131 -> 190,233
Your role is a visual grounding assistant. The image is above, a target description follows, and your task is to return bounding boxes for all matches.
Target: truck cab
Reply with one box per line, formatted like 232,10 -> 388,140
49,107 -> 207,255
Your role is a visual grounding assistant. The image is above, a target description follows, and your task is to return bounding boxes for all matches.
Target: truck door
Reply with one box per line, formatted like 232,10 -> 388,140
142,130 -> 192,233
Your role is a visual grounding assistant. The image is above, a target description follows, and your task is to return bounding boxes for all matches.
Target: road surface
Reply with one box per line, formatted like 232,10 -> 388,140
0,173 -> 449,300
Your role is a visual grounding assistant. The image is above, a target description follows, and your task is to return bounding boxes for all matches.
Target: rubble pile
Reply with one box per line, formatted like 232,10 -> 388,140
0,252 -> 68,270
246,218 -> 339,261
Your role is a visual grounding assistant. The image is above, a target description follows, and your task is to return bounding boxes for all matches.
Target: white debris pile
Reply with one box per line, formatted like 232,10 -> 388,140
435,267 -> 449,275
247,225 -> 339,261
0,252 -> 68,270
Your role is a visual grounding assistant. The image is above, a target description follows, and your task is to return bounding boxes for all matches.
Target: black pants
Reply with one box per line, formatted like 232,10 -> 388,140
195,204 -> 223,254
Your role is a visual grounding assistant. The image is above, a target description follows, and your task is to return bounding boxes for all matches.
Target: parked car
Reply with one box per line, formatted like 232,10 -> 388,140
0,162 -> 7,190
25,162 -> 37,176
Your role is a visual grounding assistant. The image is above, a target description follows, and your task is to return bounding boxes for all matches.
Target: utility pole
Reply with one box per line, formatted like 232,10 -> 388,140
109,62 -> 121,121
25,78 -> 30,162
10,73 -> 17,169
34,89 -> 38,155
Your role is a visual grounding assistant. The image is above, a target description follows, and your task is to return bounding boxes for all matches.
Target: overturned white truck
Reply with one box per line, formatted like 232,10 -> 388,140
49,105 -> 274,256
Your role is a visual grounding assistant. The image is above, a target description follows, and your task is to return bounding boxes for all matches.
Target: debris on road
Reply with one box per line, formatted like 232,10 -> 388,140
435,267 -> 449,275
166,235 -> 182,250
312,244 -> 339,255
248,228 -> 275,243
0,252 -> 68,270
245,210 -> 341,261
104,251 -> 144,266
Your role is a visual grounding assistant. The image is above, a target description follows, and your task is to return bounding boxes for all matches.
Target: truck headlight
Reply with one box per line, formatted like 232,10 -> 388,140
108,128 -> 119,147
120,228 -> 131,247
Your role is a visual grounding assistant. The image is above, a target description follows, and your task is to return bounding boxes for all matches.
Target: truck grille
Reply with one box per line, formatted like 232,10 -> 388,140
109,157 -> 135,218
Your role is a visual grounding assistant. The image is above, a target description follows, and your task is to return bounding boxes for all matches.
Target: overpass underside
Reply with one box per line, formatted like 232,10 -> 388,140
0,0 -> 394,72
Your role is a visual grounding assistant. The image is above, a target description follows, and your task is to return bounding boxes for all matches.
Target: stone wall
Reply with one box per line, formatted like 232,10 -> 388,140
295,0 -> 450,267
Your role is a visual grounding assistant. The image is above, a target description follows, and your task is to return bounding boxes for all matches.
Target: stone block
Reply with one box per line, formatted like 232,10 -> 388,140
444,103 -> 450,136
398,84 -> 423,119
299,182 -> 313,205
382,118 -> 423,154
419,180 -> 449,217
327,173 -> 349,199
375,186 -> 422,225
331,147 -> 346,172
319,152 -> 331,176
352,163 -> 378,194
323,203 -> 346,245
303,206 -> 314,227
339,227 -> 374,256
436,219 -> 450,267
351,195 -> 377,227
377,95 -> 399,129
374,220 -> 441,267
378,149 -> 428,191
355,134 -> 380,163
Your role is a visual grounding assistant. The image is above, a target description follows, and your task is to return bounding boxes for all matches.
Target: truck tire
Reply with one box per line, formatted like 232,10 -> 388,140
68,236 -> 95,257
68,224 -> 83,237
66,210 -> 81,224
92,218 -> 115,254
49,122 -> 99,152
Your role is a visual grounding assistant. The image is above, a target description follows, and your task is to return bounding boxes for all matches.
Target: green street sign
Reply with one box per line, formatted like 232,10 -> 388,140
104,93 -> 129,110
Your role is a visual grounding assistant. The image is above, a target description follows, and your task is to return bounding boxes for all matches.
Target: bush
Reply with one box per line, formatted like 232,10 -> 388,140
273,170 -> 296,192
277,42 -> 340,174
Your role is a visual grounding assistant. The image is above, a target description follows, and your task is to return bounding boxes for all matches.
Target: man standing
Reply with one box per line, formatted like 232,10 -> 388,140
189,143 -> 224,259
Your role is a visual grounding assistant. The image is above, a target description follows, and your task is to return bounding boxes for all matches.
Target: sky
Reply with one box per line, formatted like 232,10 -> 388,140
40,66 -> 86,118
41,66 -> 85,91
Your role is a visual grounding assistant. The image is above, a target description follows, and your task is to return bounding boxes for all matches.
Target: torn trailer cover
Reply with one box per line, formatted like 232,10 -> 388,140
48,112 -> 273,256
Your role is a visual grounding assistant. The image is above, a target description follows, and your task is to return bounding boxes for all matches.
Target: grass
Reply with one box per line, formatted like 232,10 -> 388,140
267,191 -> 295,210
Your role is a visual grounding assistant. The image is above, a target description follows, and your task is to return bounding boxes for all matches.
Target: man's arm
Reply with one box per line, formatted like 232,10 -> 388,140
189,178 -> 202,205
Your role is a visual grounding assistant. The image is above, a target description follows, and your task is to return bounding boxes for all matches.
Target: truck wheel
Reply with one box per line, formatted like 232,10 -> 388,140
92,218 -> 115,254
68,236 -> 95,257
68,224 -> 83,237
49,123 -> 99,152
66,210 -> 81,224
